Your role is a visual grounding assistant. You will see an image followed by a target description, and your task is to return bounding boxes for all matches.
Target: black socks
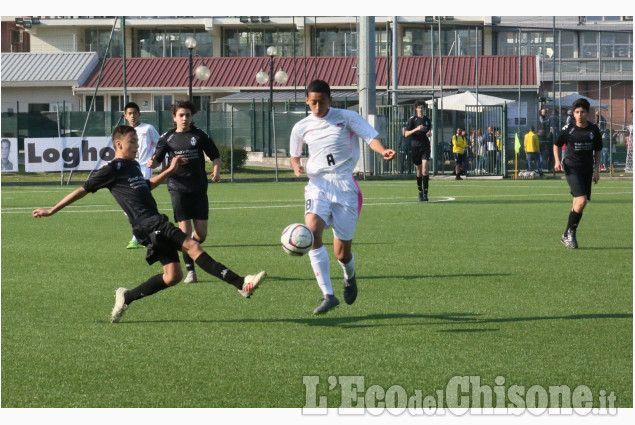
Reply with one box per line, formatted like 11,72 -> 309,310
183,252 -> 195,273
195,252 -> 243,289
125,274 -> 168,305
423,175 -> 429,195
567,210 -> 583,233
416,176 -> 422,192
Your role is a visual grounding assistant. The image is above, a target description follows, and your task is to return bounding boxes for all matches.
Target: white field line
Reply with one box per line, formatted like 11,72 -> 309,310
2,192 -> 631,214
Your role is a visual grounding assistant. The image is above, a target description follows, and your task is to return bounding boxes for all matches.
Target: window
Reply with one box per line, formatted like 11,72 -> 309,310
586,16 -> 621,22
581,31 -> 632,58
111,96 -> 124,112
313,27 -> 358,56
192,96 -> 210,113
85,29 -> 122,58
137,29 -> 213,58
496,30 -> 575,59
223,28 -> 303,57
86,96 -> 104,112
154,95 -> 173,111
375,27 -> 390,56
402,26 -> 482,56
28,103 -> 49,114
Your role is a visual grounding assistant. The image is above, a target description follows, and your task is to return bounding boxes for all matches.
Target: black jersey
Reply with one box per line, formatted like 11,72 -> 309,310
405,115 -> 432,148
83,159 -> 159,226
556,122 -> 603,170
154,126 -> 220,193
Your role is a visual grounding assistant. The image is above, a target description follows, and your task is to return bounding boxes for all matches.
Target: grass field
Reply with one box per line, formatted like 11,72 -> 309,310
1,177 -> 632,411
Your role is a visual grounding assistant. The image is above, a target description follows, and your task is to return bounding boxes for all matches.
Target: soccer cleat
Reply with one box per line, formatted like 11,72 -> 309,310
184,271 -> 198,283
313,294 -> 340,315
422,193 -> 429,202
418,191 -> 424,202
343,275 -> 358,305
126,239 -> 140,249
239,271 -> 267,298
560,229 -> 578,249
111,287 -> 129,323
455,175 -> 463,180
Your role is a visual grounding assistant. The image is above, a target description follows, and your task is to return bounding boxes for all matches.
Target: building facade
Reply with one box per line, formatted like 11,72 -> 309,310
2,15 -> 632,128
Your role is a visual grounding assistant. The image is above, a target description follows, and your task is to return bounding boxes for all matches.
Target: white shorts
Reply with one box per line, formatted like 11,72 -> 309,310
304,174 -> 363,241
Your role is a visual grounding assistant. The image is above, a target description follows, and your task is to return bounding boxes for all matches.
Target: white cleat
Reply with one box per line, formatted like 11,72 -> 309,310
184,271 -> 198,283
111,287 -> 129,323
239,271 -> 267,298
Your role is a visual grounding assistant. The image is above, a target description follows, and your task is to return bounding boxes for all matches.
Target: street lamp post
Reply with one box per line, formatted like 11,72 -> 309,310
256,46 -> 288,157
185,37 -> 211,104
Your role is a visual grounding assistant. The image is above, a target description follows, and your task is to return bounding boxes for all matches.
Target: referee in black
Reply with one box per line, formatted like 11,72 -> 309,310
553,98 -> 603,249
404,100 -> 432,201
33,125 -> 266,323
148,100 -> 221,283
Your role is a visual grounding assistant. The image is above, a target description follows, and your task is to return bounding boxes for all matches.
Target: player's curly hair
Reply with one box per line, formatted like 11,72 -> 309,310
171,100 -> 197,116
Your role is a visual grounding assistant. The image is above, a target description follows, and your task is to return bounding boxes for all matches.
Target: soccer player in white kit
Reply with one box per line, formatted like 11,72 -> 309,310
290,80 -> 395,314
124,102 -> 160,249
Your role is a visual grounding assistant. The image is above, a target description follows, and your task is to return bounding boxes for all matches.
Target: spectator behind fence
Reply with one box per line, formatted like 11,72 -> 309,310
452,127 -> 468,180
524,126 -> 542,175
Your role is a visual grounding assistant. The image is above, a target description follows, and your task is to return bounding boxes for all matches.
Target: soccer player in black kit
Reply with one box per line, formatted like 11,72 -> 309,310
148,100 -> 221,284
33,125 -> 266,323
553,98 -> 603,249
404,100 -> 432,201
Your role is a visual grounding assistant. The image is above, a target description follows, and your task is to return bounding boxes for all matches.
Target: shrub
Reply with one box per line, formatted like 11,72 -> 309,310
218,146 -> 248,172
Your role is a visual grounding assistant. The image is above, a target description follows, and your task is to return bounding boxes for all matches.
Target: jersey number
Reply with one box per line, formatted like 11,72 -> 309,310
326,154 -> 336,166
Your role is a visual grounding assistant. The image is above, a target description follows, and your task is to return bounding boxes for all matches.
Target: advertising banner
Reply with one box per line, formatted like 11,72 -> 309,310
24,137 -> 113,172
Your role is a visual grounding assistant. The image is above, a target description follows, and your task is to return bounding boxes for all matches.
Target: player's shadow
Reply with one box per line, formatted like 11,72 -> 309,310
576,246 -> 632,250
250,312 -> 632,329
120,312 -> 632,330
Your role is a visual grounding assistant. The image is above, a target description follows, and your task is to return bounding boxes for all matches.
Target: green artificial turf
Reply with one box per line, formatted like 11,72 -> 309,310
1,178 -> 632,409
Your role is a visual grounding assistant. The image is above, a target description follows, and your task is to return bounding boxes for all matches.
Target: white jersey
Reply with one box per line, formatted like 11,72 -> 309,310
134,122 -> 160,178
290,107 -> 379,178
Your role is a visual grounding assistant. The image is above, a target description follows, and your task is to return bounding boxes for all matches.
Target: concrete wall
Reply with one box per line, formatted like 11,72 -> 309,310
1,86 -> 79,113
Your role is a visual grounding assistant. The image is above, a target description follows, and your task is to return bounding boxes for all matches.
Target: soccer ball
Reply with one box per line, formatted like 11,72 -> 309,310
281,223 -> 314,256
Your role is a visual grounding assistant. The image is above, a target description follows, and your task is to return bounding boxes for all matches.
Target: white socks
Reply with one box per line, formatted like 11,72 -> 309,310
309,246 -> 332,296
309,247 -> 356,296
338,254 -> 355,281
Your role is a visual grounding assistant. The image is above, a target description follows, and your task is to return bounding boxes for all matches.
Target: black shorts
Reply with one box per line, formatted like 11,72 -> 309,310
133,214 -> 188,266
411,143 -> 431,165
169,190 -> 209,222
564,163 -> 593,200
454,153 -> 465,165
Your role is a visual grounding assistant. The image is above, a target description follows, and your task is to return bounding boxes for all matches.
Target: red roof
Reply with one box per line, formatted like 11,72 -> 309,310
81,55 -> 537,90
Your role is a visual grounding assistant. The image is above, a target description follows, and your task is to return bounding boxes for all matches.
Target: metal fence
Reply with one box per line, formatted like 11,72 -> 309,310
2,101 -> 631,178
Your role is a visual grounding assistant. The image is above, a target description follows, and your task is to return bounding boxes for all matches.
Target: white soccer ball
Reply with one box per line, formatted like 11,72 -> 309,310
281,223 -> 314,256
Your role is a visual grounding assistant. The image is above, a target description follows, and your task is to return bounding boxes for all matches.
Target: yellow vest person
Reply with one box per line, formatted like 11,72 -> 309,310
452,133 -> 468,154
524,129 -> 540,153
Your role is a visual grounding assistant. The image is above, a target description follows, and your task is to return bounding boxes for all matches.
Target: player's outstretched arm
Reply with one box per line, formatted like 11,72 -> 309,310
32,187 -> 88,218
369,139 -> 396,161
149,155 -> 186,190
